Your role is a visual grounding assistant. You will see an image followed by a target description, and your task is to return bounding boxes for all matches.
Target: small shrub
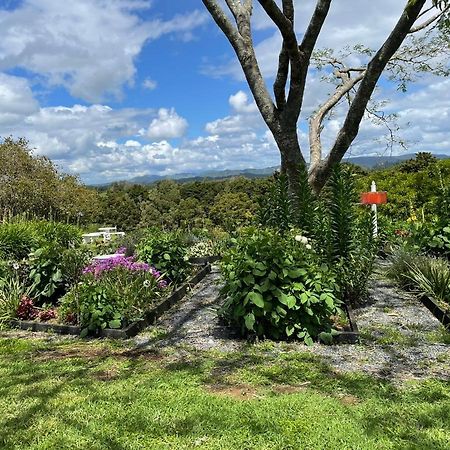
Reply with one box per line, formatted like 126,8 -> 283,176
137,228 -> 189,286
0,222 -> 37,260
220,228 -> 342,344
16,296 -> 37,320
0,276 -> 33,323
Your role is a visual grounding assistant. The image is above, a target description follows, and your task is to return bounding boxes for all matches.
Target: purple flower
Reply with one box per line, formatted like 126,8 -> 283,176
82,254 -> 167,290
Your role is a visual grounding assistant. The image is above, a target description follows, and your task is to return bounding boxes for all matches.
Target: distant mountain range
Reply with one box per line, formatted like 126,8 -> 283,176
94,153 -> 450,187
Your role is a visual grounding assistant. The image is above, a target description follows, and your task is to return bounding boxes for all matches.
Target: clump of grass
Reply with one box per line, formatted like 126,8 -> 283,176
387,249 -> 450,310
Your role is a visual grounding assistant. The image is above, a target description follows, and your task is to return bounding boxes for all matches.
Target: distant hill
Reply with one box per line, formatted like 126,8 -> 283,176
92,153 -> 449,187
343,153 -> 450,169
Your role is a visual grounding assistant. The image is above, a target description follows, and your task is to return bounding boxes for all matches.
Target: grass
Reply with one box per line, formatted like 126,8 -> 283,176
0,336 -> 449,449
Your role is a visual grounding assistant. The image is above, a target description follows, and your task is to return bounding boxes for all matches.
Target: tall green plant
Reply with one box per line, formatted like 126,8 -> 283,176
327,165 -> 357,261
258,173 -> 291,232
292,164 -> 317,237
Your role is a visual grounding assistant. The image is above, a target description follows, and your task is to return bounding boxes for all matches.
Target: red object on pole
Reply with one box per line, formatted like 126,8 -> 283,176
360,191 -> 387,205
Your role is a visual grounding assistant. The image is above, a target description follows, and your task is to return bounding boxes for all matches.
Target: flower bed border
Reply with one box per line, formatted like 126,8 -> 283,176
10,263 -> 212,339
189,255 -> 221,265
332,304 -> 360,344
419,294 -> 450,328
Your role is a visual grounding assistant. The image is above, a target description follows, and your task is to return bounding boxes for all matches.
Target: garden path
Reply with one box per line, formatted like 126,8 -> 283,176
135,264 -> 449,381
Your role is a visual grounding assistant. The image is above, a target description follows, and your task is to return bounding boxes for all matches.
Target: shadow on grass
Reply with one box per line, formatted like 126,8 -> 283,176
0,338 -> 449,449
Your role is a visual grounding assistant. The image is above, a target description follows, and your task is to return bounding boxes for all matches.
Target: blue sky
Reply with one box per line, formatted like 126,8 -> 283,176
0,0 -> 448,183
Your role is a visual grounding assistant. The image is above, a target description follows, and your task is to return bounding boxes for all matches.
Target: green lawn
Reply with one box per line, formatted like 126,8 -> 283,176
0,337 -> 449,450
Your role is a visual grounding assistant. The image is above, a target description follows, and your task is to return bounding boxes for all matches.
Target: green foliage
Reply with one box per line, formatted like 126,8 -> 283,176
0,274 -> 33,324
61,282 -> 122,337
408,222 -> 450,259
327,165 -> 358,261
0,222 -> 37,260
60,266 -> 166,335
0,137 -> 100,223
137,229 -> 189,285
387,250 -> 450,311
0,220 -> 81,261
258,164 -> 377,305
293,165 -> 316,236
210,191 -> 256,231
220,228 -> 341,343
258,173 -> 291,232
28,244 -> 64,299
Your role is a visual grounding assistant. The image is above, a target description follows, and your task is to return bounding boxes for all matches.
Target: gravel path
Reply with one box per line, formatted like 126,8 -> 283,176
135,265 -> 449,381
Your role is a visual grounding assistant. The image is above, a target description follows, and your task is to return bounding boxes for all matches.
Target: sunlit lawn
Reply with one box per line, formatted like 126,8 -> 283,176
0,336 -> 449,449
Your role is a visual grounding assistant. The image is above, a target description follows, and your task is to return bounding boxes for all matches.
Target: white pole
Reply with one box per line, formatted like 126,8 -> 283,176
371,180 -> 378,237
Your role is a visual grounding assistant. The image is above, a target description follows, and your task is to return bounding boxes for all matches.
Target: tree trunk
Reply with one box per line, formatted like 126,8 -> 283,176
273,126 -> 307,208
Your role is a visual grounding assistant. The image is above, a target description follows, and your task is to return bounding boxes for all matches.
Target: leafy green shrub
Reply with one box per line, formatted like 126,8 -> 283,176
0,222 -> 37,260
220,228 -> 342,344
258,164 -> 378,305
33,221 -> 82,248
408,222 -> 450,259
137,228 -> 190,285
28,244 -> 64,300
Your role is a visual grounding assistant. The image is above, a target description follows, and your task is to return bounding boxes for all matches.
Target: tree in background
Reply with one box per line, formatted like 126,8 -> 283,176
0,137 -> 99,223
202,0 -> 449,196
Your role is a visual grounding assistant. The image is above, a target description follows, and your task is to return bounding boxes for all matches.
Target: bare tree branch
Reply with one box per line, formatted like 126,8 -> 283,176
202,0 -> 276,127
409,4 -> 449,32
309,0 -> 427,191
283,0 -> 332,124
309,72 -> 365,168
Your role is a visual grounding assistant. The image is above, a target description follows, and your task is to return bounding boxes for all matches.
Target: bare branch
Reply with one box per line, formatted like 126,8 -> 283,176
202,0 -> 242,49
283,0 -> 332,124
309,0 -> 427,192
299,0 -> 333,57
409,5 -> 450,33
202,0 -> 277,127
272,0 -> 295,111
309,72 -> 365,169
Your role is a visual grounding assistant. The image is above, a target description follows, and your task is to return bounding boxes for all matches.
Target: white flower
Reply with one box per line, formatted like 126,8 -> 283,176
305,244 -> 312,250
143,280 -> 151,288
294,235 -> 308,245
12,263 -> 20,270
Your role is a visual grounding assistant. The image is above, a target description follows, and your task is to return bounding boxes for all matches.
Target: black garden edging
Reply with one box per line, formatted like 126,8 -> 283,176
419,294 -> 450,329
332,304 -> 360,344
188,255 -> 221,265
10,263 -> 212,339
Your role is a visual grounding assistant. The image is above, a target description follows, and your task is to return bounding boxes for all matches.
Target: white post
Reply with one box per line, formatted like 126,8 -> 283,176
371,180 -> 378,237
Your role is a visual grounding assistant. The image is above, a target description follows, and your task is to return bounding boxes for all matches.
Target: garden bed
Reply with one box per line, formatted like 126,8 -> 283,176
10,263 -> 212,339
419,294 -> 450,329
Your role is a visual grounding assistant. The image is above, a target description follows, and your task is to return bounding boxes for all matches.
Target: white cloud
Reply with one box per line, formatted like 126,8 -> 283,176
229,90 -> 257,114
124,139 -> 142,148
0,73 -> 39,124
147,108 -> 188,140
142,78 -> 157,90
0,0 -> 207,102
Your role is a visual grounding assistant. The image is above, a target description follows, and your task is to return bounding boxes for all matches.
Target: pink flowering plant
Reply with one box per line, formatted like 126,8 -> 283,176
59,250 -> 168,336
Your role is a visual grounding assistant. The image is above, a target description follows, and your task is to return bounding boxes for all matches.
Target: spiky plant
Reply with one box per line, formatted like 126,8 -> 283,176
292,164 -> 317,238
327,165 -> 358,261
258,172 -> 291,232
